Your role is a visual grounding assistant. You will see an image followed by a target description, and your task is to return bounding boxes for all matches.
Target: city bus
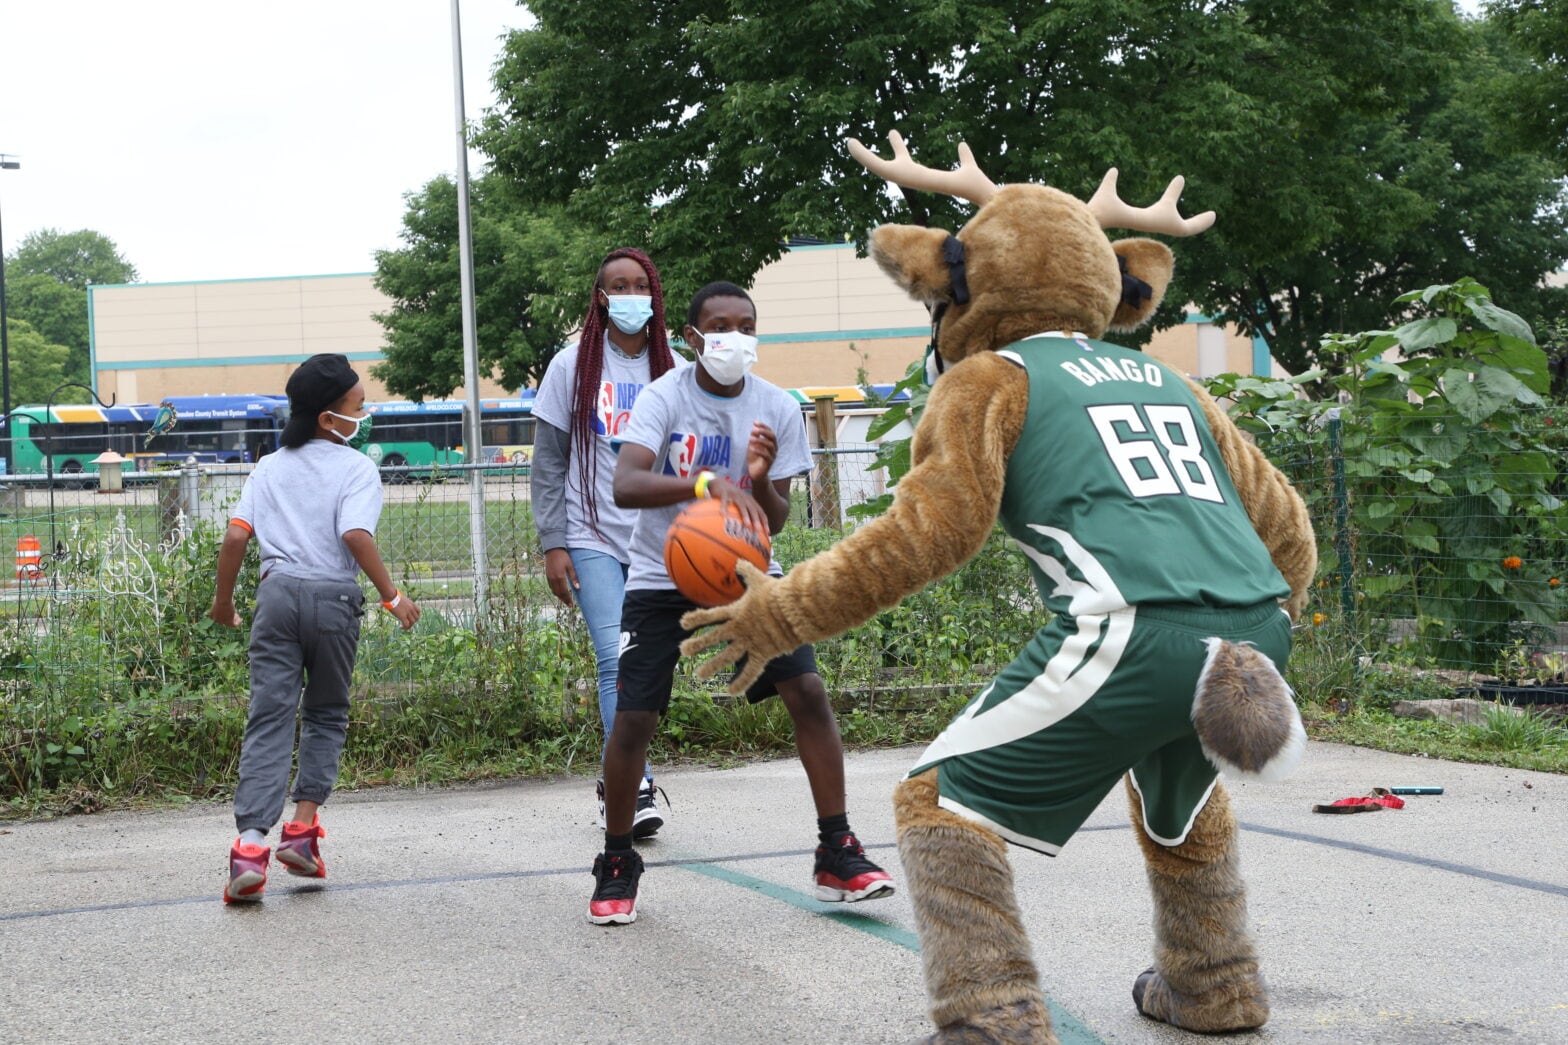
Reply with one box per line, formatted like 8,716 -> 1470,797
3,394 -> 290,479
364,394 -> 538,474
361,386 -> 908,476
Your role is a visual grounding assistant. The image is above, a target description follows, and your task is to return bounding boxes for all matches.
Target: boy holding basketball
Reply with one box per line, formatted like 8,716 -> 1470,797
587,281 -> 894,925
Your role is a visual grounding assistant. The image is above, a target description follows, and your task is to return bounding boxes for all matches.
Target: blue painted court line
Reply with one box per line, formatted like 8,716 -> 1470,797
678,858 -> 1107,1045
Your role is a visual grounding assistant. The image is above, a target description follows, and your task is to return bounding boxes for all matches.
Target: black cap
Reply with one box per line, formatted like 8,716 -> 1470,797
282,354 -> 359,444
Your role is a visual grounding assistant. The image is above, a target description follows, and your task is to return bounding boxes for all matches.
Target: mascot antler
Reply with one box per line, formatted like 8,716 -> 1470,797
848,130 -> 1215,236
1088,169 -> 1216,236
846,130 -> 998,207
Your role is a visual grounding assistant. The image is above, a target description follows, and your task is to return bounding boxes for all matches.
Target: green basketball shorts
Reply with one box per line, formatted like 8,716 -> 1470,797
907,600 -> 1292,854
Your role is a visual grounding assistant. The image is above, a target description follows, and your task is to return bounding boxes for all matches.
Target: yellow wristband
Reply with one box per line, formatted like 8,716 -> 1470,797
381,590 -> 403,611
693,470 -> 716,499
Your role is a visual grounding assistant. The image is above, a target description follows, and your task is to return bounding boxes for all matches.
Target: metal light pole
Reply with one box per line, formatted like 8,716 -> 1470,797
0,155 -> 20,476
450,0 -> 489,618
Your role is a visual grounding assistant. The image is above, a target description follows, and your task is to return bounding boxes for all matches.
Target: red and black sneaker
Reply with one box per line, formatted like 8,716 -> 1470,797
587,849 -> 643,925
814,831 -> 895,903
224,839 -> 270,904
275,817 -> 327,879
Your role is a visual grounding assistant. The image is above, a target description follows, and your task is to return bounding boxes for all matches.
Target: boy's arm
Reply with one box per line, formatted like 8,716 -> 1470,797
209,523 -> 252,627
753,476 -> 791,535
343,529 -> 421,629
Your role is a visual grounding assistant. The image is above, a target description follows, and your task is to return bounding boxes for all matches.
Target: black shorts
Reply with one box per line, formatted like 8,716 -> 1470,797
617,588 -> 818,714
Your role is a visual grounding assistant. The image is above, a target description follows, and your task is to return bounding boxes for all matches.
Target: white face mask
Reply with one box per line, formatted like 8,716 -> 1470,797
326,410 -> 370,448
695,330 -> 758,385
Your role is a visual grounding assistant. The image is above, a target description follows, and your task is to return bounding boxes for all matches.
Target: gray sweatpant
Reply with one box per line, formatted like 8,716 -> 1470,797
234,573 -> 366,834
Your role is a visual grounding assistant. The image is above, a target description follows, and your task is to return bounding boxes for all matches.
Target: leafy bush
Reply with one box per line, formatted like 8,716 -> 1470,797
1208,278 -> 1564,668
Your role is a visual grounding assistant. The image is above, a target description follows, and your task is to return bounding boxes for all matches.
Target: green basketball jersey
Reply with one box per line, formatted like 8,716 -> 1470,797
995,333 -> 1289,615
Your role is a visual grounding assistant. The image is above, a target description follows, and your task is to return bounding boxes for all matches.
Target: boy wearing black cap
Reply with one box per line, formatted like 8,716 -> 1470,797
209,353 -> 420,903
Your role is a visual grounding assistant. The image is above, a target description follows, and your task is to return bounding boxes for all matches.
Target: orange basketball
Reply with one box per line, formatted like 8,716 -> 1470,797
663,498 -> 772,607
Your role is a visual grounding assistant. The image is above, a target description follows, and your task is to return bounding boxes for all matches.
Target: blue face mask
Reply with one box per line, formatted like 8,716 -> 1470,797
604,293 -> 654,335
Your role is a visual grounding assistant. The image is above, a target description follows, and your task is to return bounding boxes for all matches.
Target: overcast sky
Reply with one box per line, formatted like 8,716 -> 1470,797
0,0 -> 529,284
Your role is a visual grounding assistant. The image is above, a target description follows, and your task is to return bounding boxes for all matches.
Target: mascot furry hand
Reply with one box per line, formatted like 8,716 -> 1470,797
682,132 -> 1316,1044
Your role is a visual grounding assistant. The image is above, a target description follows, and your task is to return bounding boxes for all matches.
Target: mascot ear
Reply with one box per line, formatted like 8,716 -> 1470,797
868,224 -> 963,306
1108,238 -> 1174,332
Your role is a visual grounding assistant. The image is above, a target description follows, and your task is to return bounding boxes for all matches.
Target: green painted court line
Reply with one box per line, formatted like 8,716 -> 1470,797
679,859 -> 1106,1045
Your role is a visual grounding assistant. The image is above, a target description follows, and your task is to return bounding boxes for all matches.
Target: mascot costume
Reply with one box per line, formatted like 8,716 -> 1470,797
681,132 -> 1317,1043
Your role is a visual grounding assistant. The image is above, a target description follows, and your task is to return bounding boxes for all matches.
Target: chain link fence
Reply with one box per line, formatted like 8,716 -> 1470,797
7,409 -> 1568,775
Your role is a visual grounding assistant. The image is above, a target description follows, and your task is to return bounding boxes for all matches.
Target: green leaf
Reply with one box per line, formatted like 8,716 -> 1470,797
1408,534 -> 1440,553
1362,573 -> 1411,596
1482,336 -> 1551,395
1393,317 -> 1457,350
1444,373 -> 1491,423
1487,487 -> 1512,514
1465,299 -> 1535,343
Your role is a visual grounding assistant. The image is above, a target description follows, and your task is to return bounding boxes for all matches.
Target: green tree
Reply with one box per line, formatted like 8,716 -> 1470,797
1184,12 -> 1568,375
371,175 -> 602,399
6,274 -> 89,382
4,318 -> 81,405
1487,0 -> 1568,166
8,228 -> 137,290
4,228 -> 136,389
476,0 -> 1566,378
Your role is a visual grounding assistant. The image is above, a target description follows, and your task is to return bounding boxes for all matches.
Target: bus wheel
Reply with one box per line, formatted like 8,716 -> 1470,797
56,460 -> 91,490
381,453 -> 410,484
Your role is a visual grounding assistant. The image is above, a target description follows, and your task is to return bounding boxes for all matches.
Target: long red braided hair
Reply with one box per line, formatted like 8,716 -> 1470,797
571,247 -> 678,534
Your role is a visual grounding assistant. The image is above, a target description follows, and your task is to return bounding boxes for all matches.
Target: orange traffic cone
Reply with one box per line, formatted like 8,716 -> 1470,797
14,535 -> 42,581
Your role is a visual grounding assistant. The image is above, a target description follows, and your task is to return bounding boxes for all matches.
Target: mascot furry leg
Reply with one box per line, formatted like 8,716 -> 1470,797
895,770 -> 1057,1045
1127,781 -> 1270,1032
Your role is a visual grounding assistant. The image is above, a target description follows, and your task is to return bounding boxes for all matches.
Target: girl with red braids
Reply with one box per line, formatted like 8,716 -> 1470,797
533,248 -> 685,836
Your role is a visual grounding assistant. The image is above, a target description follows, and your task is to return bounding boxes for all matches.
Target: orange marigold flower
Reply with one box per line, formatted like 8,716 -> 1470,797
1311,613 -> 1327,627
1552,578 -> 1561,588
1503,556 -> 1523,570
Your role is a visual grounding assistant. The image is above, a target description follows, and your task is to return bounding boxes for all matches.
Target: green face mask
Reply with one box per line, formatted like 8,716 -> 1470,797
327,410 -> 374,450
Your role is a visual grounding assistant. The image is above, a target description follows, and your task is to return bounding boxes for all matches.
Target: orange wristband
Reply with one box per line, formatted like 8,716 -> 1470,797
381,590 -> 403,611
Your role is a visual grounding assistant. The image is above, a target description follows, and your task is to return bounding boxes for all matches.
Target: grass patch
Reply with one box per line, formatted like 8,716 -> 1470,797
1299,700 -> 1568,773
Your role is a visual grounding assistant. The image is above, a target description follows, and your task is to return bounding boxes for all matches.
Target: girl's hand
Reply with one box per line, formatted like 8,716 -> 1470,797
209,598 -> 241,628
388,594 -> 421,631
746,423 -> 777,485
711,477 -> 769,535
544,548 -> 579,606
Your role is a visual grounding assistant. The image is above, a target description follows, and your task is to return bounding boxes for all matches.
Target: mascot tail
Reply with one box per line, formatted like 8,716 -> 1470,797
1191,638 -> 1305,782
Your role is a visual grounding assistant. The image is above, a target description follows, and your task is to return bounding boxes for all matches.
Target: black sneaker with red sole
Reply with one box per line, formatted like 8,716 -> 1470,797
588,849 -> 644,925
813,831 -> 895,902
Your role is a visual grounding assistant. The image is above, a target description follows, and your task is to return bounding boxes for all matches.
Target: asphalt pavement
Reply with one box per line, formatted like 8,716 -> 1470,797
0,742 -> 1563,1044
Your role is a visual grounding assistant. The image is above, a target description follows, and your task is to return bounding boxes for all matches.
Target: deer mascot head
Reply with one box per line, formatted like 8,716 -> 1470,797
847,130 -> 1213,372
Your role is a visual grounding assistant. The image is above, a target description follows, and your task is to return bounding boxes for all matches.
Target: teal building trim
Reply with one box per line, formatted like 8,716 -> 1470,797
98,351 -> 385,371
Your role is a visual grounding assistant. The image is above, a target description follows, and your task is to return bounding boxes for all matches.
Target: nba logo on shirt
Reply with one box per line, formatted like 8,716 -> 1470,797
664,432 -> 698,477
595,381 -> 638,437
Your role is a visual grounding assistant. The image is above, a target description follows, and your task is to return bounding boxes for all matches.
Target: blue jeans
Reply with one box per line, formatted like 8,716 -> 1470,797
567,548 -> 649,778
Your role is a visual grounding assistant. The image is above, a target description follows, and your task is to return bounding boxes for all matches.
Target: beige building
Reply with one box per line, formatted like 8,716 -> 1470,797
89,244 -> 1278,403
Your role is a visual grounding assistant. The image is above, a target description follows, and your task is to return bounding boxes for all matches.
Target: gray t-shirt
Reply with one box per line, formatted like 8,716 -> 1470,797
621,367 -> 812,591
231,439 -> 383,583
533,336 -> 683,561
